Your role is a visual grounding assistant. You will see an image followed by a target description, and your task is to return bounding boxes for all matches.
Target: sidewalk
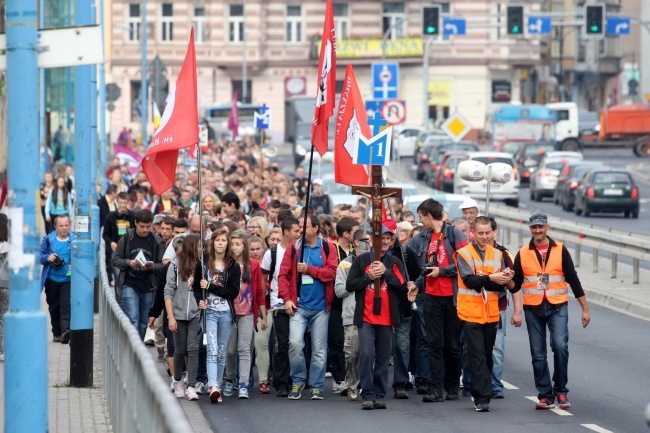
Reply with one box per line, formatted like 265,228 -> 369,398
0,294 -> 113,432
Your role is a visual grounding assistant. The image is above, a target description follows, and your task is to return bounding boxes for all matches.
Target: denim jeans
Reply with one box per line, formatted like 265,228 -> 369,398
525,301 -> 569,399
491,310 -> 507,393
358,324 -> 393,401
423,295 -> 461,396
289,307 -> 329,391
206,309 -> 233,388
392,316 -> 412,386
413,297 -> 429,382
121,285 -> 154,340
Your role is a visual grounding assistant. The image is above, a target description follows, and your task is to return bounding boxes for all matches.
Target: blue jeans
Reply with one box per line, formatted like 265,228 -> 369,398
206,309 -> 233,388
413,297 -> 429,382
359,324 -> 392,401
121,285 -> 154,340
289,307 -> 329,391
392,316 -> 412,386
491,310 -> 506,393
524,301 -> 569,399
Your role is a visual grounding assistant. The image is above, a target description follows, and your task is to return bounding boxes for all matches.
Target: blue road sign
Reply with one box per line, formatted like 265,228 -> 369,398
443,18 -> 466,36
606,17 -> 631,36
365,99 -> 384,119
372,62 -> 398,100
254,103 -> 270,129
527,16 -> 551,35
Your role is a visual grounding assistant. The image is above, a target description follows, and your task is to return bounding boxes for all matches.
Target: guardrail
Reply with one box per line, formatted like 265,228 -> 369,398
99,242 -> 193,433
487,205 -> 650,284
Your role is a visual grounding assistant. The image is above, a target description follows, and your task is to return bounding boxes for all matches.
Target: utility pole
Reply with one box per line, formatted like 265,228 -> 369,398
5,0 -> 48,430
141,0 -> 149,146
70,0 -> 95,387
422,36 -> 436,128
99,0 -> 108,192
242,0 -> 248,102
91,2 -> 101,313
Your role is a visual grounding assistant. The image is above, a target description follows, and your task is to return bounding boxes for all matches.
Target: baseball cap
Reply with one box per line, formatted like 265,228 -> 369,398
382,219 -> 397,235
153,214 -> 165,225
528,213 -> 548,227
313,178 -> 323,186
459,198 -> 480,210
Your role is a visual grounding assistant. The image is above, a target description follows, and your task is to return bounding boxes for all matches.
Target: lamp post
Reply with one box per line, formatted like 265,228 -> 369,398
456,160 -> 514,216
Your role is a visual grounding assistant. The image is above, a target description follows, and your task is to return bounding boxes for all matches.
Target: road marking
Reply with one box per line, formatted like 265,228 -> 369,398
502,380 -> 519,390
525,396 -> 573,416
581,424 -> 614,433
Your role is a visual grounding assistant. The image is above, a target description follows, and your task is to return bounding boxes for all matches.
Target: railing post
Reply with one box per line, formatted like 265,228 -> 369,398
633,259 -> 640,284
611,253 -> 617,279
592,248 -> 598,272
575,244 -> 581,268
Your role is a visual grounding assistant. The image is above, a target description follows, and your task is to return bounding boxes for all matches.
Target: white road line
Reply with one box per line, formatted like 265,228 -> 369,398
524,396 -> 573,416
502,380 -> 519,390
581,424 -> 614,433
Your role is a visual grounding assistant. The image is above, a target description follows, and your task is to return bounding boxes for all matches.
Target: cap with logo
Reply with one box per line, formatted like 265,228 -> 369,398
528,213 -> 548,227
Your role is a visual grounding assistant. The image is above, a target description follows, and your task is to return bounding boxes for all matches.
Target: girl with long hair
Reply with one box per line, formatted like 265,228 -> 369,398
45,176 -> 72,234
164,234 -> 203,401
199,228 -> 240,404
223,230 -> 265,399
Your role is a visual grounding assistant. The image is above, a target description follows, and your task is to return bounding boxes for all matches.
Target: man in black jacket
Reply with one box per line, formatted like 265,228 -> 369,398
98,184 -> 118,229
103,192 -> 135,284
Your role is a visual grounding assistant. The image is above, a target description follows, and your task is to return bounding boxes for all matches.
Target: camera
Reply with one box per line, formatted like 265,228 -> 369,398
420,258 -> 438,276
52,255 -> 65,270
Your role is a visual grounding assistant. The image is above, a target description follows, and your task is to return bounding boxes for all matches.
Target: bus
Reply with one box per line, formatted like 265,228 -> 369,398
492,104 -> 557,152
204,103 -> 262,141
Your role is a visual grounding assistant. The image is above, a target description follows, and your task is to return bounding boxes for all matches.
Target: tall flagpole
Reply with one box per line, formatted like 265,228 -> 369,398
197,144 -> 206,337
299,145 -> 316,266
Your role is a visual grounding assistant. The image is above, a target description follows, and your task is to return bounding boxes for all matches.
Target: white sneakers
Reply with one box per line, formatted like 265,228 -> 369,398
186,386 -> 199,401
173,380 -> 184,398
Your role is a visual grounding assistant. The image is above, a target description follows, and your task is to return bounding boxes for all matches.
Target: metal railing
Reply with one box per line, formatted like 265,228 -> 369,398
487,205 -> 650,284
99,242 -> 193,433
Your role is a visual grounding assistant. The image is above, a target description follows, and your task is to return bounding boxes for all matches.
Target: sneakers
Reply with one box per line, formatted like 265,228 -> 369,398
53,335 -> 62,343
423,392 -> 445,403
445,388 -> 460,400
186,386 -> 199,401
536,397 -> 556,410
361,400 -> 375,410
325,372 -> 332,378
276,388 -> 289,398
311,388 -> 324,400
223,380 -> 235,397
173,380 -> 185,398
288,384 -> 304,400
475,401 -> 490,412
238,383 -> 249,399
259,382 -> 270,394
157,347 -> 165,361
556,394 -> 571,409
195,382 -> 207,395
492,390 -> 504,399
339,386 -> 349,396
209,386 -> 221,404
169,378 -> 175,393
181,371 -> 188,387
332,381 -> 343,394
415,379 -> 428,395
393,384 -> 408,399
61,330 -> 70,344
462,389 -> 472,397
373,399 -> 387,409
348,389 -> 359,401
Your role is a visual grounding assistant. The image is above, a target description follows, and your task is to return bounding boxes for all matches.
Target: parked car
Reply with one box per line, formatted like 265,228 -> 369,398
426,141 -> 479,186
432,151 -> 470,192
502,141 -> 527,156
529,153 -> 583,202
573,169 -> 639,218
403,193 -> 466,222
512,141 -> 558,185
453,151 -> 520,207
416,143 -> 440,180
392,126 -> 424,159
413,130 -> 446,163
553,161 -> 605,210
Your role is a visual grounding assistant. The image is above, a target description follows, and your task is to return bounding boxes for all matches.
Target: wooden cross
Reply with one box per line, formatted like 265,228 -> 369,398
351,113 -> 401,315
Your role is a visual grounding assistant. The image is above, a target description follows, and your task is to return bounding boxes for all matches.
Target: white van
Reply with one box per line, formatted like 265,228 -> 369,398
453,151 -> 520,207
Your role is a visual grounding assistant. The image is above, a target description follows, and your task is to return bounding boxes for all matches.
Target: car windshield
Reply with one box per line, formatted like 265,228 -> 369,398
593,172 -> 631,184
523,143 -> 556,157
546,162 -> 565,170
503,142 -> 525,155
472,157 -> 513,166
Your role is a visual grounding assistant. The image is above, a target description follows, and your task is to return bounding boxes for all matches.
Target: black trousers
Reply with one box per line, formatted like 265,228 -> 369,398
272,309 -> 291,391
462,320 -> 498,404
423,295 -> 461,396
44,279 -> 71,337
327,308 -> 346,383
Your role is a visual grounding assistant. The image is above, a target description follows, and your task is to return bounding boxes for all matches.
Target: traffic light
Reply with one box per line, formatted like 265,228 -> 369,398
584,5 -> 604,35
422,5 -> 441,36
506,5 -> 524,35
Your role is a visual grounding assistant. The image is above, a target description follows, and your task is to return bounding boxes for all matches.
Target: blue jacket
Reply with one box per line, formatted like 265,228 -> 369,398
40,230 -> 76,290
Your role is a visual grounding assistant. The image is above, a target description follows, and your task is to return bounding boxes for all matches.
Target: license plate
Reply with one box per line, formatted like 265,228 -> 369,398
603,188 -> 623,196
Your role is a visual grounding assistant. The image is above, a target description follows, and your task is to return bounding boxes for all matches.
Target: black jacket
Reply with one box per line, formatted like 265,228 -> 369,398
195,253 -> 241,324
346,251 -> 407,327
103,210 -> 136,248
111,228 -> 165,297
390,241 -> 420,318
98,195 -> 115,229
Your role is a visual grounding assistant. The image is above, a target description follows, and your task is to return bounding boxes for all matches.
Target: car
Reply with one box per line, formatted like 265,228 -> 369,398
453,151 -> 520,207
413,130 -> 446,163
416,143 -> 440,180
553,161 -> 606,210
392,126 -> 424,159
573,169 -> 639,218
502,141 -> 527,156
403,194 -> 466,222
432,151 -> 469,192
426,141 -> 479,187
529,153 -> 583,202
512,141 -> 558,185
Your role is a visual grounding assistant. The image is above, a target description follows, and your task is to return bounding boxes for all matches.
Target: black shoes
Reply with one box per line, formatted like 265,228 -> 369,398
422,392 -> 445,403
60,330 -> 70,344
393,384 -> 409,399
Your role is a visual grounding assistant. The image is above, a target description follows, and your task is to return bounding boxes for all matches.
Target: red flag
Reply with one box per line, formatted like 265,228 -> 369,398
311,0 -> 336,157
334,65 -> 370,187
228,90 -> 239,140
142,29 -> 199,194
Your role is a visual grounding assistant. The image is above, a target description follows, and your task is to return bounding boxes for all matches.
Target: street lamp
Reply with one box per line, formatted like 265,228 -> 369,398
457,160 -> 514,216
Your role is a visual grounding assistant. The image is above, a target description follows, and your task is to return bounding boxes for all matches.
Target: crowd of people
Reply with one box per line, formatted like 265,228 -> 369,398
35,133 -> 591,414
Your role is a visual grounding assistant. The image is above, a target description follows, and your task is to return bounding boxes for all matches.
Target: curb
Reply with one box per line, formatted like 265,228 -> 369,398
583,287 -> 650,323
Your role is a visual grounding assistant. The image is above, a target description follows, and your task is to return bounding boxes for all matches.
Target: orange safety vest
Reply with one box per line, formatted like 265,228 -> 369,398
519,242 -> 569,306
454,244 -> 503,324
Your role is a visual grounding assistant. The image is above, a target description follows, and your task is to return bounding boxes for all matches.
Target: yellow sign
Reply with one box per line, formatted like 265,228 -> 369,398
318,38 -> 424,59
428,80 -> 451,106
441,111 -> 472,143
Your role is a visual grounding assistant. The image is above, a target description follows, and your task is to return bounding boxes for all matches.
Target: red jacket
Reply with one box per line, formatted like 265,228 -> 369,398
278,239 -> 338,311
249,258 -> 265,319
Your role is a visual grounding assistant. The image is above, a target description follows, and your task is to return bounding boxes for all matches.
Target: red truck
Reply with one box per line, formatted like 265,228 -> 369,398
580,104 -> 650,157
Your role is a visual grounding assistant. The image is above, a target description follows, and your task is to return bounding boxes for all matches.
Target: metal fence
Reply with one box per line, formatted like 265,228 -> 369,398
99,242 -> 193,433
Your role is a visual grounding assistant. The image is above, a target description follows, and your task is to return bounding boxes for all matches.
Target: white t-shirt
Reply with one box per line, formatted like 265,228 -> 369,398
206,264 -> 230,312
261,244 -> 286,311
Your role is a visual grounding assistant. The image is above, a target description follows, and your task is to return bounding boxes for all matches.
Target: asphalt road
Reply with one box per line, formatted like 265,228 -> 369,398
195,301 -> 650,433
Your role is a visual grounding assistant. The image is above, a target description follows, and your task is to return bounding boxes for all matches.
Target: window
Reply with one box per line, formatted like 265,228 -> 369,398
382,2 -> 404,40
229,4 -> 245,43
193,6 -> 207,43
556,109 -> 570,121
333,3 -> 348,39
161,3 -> 173,42
286,5 -> 302,43
128,4 -> 141,42
130,80 -> 142,122
232,80 -> 252,104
